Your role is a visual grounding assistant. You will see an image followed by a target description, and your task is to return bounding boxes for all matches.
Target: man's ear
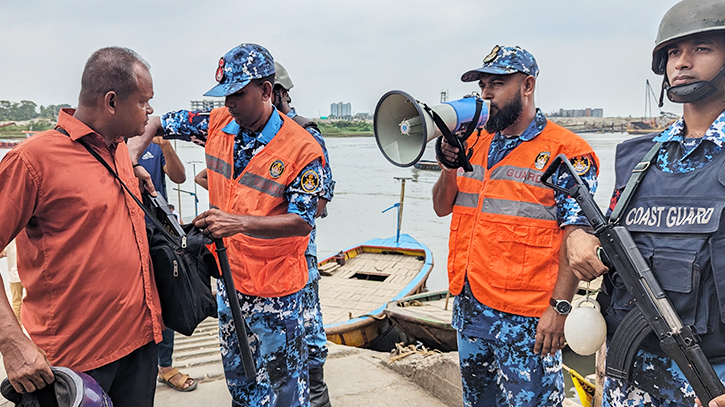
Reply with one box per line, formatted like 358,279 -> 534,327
261,81 -> 273,101
523,75 -> 536,96
104,91 -> 118,114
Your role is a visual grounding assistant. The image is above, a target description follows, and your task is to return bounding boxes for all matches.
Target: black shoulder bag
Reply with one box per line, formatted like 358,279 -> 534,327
58,128 -> 218,336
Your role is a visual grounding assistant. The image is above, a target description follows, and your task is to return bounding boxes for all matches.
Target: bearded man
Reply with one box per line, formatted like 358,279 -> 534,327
432,45 -> 600,407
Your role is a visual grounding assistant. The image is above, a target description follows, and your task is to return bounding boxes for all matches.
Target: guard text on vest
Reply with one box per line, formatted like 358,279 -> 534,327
625,206 -> 715,228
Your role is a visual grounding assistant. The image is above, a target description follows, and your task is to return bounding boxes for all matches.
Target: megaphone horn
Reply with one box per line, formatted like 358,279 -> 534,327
373,90 -> 489,170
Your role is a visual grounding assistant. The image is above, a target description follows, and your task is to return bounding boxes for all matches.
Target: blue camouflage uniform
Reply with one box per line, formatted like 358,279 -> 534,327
160,43 -> 324,407
602,110 -> 725,407
286,107 -> 336,372
452,109 -> 598,407
162,107 -> 323,406
457,45 -> 599,407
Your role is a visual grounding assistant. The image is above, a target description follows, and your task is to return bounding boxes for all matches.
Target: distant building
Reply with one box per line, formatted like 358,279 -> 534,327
190,99 -> 225,111
551,108 -> 604,118
354,112 -> 372,121
330,102 -> 353,120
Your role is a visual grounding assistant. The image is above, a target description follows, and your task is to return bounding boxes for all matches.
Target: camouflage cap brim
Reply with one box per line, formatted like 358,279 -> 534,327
203,80 -> 251,97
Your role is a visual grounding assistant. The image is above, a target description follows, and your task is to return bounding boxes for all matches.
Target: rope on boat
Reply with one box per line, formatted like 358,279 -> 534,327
388,342 -> 442,363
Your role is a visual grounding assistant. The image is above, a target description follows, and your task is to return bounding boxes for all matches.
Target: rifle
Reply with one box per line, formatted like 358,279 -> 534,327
541,154 -> 725,404
215,238 -> 257,380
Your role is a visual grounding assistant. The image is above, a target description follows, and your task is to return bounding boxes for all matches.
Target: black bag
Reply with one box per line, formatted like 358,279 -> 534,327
144,194 -> 219,336
61,128 -> 219,336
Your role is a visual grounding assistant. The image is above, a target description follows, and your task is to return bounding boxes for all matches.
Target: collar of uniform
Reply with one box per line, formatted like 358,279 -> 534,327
653,109 -> 725,148
57,108 -> 99,141
286,107 -> 298,120
221,106 -> 283,145
496,108 -> 547,142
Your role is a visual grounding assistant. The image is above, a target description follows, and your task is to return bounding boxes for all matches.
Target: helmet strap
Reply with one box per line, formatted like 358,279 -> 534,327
665,60 -> 725,104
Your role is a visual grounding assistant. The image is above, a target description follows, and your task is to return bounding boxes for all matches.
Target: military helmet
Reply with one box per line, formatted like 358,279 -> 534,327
652,0 -> 725,75
274,62 -> 294,91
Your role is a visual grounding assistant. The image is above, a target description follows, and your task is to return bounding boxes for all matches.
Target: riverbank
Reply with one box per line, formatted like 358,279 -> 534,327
0,318 -> 581,407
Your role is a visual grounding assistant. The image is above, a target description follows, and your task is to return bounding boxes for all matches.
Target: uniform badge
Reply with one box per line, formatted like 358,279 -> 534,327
534,151 -> 550,170
483,45 -> 500,64
215,57 -> 225,82
572,156 -> 591,175
269,160 -> 285,178
301,169 -> 319,193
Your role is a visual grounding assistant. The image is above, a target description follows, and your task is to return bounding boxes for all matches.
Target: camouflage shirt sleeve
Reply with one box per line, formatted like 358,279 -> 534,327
160,110 -> 210,147
550,153 -> 599,227
286,158 -> 324,226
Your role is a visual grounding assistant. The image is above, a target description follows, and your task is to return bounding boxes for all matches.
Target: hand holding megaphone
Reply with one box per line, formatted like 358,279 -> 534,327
437,137 -> 467,172
373,90 -> 490,171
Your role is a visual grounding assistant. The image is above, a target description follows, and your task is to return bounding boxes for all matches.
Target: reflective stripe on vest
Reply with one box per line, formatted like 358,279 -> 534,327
480,197 -> 557,221
489,165 -> 546,188
454,192 -> 479,208
460,164 -> 485,181
238,172 -> 286,198
206,153 -> 232,179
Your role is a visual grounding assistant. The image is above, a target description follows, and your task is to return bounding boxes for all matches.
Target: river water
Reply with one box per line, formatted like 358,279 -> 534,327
0,130 -> 635,400
140,131 -> 634,292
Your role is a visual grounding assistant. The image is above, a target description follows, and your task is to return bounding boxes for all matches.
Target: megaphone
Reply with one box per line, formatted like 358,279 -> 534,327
374,90 -> 489,171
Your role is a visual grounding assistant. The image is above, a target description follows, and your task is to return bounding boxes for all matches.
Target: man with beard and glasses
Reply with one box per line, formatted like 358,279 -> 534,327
432,45 -> 600,407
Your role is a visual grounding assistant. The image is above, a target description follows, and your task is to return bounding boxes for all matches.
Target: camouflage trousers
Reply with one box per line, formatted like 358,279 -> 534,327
217,278 -> 308,407
602,348 -> 725,407
302,258 -> 328,370
453,282 -> 565,407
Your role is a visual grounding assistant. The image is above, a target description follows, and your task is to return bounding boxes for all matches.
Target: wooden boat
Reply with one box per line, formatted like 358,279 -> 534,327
563,364 -> 595,407
381,278 -> 604,354
319,233 -> 434,349
413,159 -> 441,171
384,290 -> 457,351
626,80 -> 674,135
625,121 -> 667,135
0,141 -> 20,149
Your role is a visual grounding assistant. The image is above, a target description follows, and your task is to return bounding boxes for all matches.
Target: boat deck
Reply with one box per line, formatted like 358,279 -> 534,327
320,250 -> 426,325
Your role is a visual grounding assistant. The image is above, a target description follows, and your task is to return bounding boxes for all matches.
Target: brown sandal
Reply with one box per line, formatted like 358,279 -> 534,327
158,367 -> 198,392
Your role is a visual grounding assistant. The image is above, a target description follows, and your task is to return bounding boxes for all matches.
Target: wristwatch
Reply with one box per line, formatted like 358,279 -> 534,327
549,297 -> 572,315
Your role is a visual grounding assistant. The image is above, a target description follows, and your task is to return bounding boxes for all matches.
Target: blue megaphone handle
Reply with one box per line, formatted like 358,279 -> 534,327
444,97 -> 489,134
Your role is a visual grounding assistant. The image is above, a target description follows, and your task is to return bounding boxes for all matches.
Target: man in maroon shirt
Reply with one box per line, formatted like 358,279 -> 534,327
0,47 -> 163,407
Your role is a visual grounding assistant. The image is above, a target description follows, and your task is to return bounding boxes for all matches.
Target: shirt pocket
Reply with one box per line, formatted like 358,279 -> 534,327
485,223 -> 557,291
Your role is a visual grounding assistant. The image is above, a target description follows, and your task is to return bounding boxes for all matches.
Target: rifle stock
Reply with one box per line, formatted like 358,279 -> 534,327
541,154 -> 725,404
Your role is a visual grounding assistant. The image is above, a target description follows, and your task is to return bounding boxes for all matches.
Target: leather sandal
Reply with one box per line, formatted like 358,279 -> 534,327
158,367 -> 198,392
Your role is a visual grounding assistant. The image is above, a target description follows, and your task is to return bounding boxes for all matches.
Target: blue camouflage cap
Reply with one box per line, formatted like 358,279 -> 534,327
461,45 -> 539,82
203,43 -> 275,97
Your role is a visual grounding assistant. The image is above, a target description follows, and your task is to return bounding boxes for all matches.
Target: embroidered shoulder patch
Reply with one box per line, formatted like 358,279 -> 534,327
572,156 -> 591,175
269,160 -> 285,179
534,151 -> 550,170
301,169 -> 319,193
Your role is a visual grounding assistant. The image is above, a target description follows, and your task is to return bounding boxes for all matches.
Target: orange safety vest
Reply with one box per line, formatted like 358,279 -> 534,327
448,121 -> 599,317
205,108 -> 324,297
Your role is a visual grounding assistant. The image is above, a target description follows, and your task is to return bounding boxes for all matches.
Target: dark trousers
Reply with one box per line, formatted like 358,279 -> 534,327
84,341 -> 158,407
157,328 -> 175,367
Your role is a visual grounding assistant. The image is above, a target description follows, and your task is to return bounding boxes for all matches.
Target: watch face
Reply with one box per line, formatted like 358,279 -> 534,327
556,301 -> 572,315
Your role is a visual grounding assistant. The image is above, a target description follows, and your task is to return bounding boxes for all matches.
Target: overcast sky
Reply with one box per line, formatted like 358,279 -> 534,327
1,0 -> 685,119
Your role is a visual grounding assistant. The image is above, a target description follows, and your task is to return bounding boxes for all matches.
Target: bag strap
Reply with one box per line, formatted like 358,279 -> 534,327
609,141 -> 662,224
56,127 -> 183,246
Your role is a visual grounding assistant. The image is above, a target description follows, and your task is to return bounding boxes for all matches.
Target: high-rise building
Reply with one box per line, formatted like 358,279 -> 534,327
330,102 -> 352,119
190,99 -> 225,111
